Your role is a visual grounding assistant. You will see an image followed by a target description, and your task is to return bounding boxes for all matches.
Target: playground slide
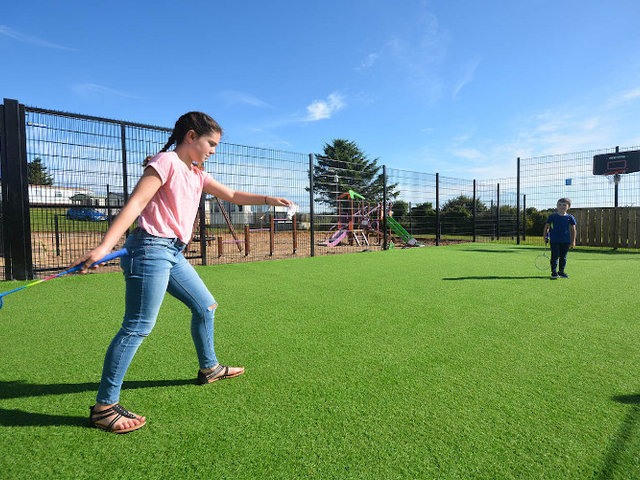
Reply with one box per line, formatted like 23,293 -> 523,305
387,217 -> 420,246
325,230 -> 349,247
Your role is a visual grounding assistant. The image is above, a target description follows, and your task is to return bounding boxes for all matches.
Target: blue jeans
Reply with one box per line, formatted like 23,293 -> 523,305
96,229 -> 218,404
550,242 -> 570,273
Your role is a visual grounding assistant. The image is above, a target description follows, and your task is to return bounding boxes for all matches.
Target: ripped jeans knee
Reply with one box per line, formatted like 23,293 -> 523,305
190,300 -> 218,369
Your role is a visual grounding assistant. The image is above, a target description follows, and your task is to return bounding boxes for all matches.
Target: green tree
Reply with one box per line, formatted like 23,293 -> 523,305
27,157 -> 54,185
410,202 -> 435,217
407,202 -> 435,234
441,195 -> 488,216
391,200 -> 409,220
525,207 -> 554,236
312,139 -> 398,207
440,195 -> 489,235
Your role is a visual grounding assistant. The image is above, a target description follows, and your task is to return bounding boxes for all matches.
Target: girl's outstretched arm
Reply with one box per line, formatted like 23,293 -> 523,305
73,168 -> 163,271
203,177 -> 293,207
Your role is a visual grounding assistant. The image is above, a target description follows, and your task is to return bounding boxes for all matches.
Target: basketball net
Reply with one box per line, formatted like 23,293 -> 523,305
605,172 -> 622,185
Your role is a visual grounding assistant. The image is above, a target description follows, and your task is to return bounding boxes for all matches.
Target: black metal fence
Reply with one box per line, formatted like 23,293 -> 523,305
1,98 -> 639,280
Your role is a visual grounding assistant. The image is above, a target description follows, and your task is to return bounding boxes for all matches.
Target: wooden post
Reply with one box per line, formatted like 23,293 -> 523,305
269,214 -> 274,256
216,198 -> 243,252
217,236 -> 223,257
293,215 -> 297,254
244,225 -> 250,256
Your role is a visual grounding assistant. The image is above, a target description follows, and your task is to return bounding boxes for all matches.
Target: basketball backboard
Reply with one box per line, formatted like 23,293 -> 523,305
593,150 -> 640,175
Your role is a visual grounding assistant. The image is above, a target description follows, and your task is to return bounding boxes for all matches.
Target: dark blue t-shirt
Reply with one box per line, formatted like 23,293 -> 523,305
546,213 -> 576,243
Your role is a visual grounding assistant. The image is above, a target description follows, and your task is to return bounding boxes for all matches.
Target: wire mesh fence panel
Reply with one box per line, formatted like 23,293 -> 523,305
438,175 -> 476,241
25,109 -> 126,274
474,177 -> 518,243
496,176 -> 518,242
312,155 -> 388,254
475,179 -> 498,241
204,144 -> 310,264
386,168 -> 437,245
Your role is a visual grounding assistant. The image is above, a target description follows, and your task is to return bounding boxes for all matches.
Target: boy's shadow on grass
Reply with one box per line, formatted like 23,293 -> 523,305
443,276 -> 550,280
0,378 -> 193,428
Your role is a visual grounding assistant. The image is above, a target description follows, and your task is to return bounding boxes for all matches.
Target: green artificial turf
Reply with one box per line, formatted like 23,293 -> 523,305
1,243 -> 640,479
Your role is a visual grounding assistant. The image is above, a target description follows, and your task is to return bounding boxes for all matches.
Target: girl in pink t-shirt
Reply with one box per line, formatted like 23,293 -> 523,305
75,112 -> 293,433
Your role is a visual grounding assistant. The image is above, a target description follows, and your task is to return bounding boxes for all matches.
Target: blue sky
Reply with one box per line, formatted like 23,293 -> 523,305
2,0 -> 640,179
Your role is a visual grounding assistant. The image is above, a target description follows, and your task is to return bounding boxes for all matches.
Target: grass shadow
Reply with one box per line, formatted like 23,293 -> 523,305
443,276 -> 550,280
0,408 -> 88,428
0,378 -> 194,400
458,248 -> 518,253
595,393 -> 640,479
613,394 -> 640,404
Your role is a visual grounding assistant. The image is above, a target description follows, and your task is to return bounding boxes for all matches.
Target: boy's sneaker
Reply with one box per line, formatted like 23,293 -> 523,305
551,271 -> 558,279
558,272 -> 569,278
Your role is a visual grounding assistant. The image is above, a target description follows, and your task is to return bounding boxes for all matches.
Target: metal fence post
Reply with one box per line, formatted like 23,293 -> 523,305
409,201 -> 413,235
473,179 -> 477,242
0,98 -> 33,280
199,194 -> 207,265
614,146 -> 620,248
383,165 -> 388,250
309,154 -> 315,257
435,173 -> 440,246
517,157 -> 521,245
120,124 -> 129,204
523,194 -> 527,241
496,183 -> 500,241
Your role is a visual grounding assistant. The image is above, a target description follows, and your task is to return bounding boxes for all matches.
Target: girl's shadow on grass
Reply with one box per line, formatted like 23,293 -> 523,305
0,379 -> 194,400
0,408 -> 88,428
0,379 -> 193,428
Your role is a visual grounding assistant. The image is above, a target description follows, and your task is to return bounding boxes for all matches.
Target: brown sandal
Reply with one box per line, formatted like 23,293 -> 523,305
197,364 -> 244,385
89,404 -> 146,434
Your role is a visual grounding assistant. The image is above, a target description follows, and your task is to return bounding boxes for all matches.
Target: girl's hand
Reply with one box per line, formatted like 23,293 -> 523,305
267,196 -> 294,207
72,245 -> 113,274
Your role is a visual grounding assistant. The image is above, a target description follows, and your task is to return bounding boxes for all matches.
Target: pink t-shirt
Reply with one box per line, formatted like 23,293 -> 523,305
138,151 -> 212,244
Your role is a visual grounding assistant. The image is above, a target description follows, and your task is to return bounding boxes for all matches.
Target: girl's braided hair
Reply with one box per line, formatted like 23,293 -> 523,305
144,112 -> 223,167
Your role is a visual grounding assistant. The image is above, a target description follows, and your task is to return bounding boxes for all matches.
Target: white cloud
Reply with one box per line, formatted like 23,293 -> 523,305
452,58 -> 481,98
520,112 -> 605,155
72,83 -> 141,100
621,87 -> 640,101
359,53 -> 379,69
305,93 -> 346,121
452,148 -> 487,161
607,86 -> 640,108
0,25 -> 75,50
451,130 -> 475,145
217,90 -> 270,108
